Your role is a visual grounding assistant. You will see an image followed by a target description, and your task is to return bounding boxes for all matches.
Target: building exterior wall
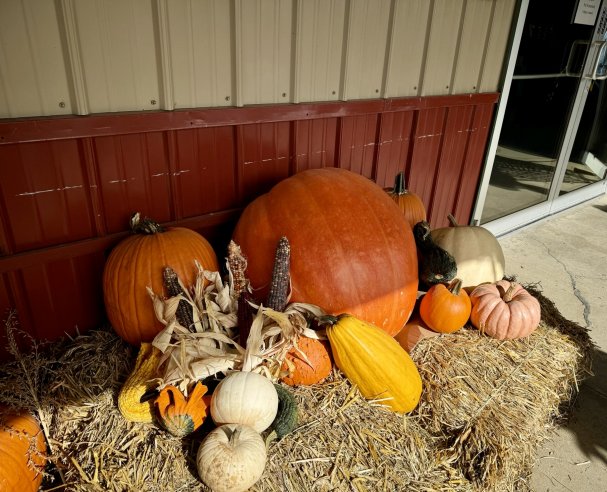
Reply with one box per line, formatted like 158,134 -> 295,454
0,0 -> 515,354
0,0 -> 515,117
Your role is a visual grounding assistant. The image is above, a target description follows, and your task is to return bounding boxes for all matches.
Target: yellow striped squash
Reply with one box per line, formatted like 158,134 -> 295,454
325,314 -> 422,413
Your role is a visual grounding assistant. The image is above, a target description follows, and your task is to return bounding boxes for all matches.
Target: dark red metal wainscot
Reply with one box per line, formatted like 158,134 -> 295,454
0,93 -> 498,358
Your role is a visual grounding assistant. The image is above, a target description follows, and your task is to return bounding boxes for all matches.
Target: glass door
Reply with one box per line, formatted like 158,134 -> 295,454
475,0 -> 607,230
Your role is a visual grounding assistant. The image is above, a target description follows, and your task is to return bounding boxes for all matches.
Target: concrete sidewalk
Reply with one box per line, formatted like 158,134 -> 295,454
497,194 -> 607,491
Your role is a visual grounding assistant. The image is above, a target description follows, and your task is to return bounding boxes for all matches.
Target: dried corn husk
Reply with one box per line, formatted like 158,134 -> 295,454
149,259 -> 326,395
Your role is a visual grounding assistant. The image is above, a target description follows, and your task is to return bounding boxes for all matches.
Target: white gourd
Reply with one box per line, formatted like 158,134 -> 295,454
430,214 -> 505,289
197,423 -> 266,492
210,371 -> 278,433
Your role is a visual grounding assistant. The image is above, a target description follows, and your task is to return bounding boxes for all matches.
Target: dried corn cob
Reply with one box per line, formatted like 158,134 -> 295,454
118,343 -> 162,423
266,236 -> 290,312
227,240 -> 248,297
163,266 -> 195,331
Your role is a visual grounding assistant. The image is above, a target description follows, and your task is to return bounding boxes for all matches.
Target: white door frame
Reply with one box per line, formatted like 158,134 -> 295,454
472,0 -> 607,236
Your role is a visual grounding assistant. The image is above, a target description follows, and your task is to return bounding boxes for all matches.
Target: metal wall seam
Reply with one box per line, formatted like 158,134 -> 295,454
58,0 -> 89,115
155,0 -> 175,111
421,0 -> 465,96
452,0 -> 494,94
479,0 -> 517,93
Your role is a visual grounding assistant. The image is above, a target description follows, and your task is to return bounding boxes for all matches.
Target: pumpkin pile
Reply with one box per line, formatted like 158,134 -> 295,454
97,168 -> 546,490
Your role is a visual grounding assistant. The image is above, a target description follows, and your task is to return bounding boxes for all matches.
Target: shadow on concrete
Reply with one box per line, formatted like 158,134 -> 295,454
567,348 -> 607,465
592,203 -> 607,213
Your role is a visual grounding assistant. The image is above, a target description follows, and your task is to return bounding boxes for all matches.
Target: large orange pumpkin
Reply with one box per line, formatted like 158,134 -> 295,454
103,213 -> 219,345
232,168 -> 418,336
0,409 -> 47,492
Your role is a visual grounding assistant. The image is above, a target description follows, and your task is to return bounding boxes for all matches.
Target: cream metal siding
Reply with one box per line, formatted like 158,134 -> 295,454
0,0 -> 516,118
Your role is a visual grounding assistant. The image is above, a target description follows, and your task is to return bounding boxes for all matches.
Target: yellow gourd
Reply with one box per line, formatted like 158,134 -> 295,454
118,343 -> 162,423
323,314 -> 422,413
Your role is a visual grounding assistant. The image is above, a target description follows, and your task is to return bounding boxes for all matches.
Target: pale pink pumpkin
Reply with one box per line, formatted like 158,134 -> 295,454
469,280 -> 541,340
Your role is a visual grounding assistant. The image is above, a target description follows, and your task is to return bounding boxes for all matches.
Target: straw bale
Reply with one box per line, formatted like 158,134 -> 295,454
0,283 -> 592,492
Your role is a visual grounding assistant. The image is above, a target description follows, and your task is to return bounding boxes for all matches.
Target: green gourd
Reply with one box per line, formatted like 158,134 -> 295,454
270,384 -> 298,439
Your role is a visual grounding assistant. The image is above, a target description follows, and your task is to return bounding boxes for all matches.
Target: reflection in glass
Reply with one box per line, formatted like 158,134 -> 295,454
560,79 -> 607,195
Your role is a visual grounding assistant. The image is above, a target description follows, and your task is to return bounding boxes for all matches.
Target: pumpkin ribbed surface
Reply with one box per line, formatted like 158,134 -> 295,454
0,409 -> 47,492
103,226 -> 218,345
232,168 -> 418,336
470,280 -> 541,340
326,314 -> 422,413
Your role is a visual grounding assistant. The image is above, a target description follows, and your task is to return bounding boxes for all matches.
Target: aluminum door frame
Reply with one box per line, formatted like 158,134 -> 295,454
472,0 -> 607,236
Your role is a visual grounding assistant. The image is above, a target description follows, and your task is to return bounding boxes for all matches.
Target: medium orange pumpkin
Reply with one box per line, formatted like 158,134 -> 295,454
419,279 -> 471,333
232,168 -> 418,336
384,172 -> 426,229
469,280 -> 541,340
103,213 -> 219,345
0,409 -> 47,492
281,337 -> 333,386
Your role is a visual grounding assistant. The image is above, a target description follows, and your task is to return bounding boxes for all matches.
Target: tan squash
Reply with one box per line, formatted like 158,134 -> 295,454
323,314 -> 422,413
430,214 -> 505,289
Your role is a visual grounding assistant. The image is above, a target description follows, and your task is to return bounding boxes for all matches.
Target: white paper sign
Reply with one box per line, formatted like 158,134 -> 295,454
574,0 -> 601,25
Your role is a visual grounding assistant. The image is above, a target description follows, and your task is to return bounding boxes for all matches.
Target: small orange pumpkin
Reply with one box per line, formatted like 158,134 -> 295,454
155,382 -> 211,437
281,337 -> 333,386
469,280 -> 541,340
103,213 -> 219,345
419,279 -> 471,333
0,408 -> 47,492
385,172 -> 427,229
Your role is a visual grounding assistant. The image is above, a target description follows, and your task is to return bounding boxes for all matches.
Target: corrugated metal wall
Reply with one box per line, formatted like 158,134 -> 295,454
0,94 -> 498,356
0,0 -> 515,118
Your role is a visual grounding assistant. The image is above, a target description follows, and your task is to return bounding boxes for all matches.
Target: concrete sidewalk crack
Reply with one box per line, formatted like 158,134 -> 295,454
532,238 -> 592,329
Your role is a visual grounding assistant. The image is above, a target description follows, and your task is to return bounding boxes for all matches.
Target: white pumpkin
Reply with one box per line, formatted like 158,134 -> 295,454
197,423 -> 266,492
430,214 -> 505,289
210,371 -> 278,433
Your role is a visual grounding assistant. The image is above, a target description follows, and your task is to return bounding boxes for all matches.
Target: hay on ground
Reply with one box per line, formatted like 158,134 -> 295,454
0,283 -> 593,491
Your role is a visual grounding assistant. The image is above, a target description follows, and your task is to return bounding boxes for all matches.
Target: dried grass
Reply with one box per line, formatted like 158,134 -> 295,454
0,283 -> 592,492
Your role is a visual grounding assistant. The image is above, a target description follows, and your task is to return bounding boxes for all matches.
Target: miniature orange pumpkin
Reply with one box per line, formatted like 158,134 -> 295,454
0,408 -> 47,492
385,172 -> 426,229
103,213 -> 219,345
232,168 -> 418,336
419,279 -> 471,333
155,382 -> 211,437
281,337 -> 333,386
469,280 -> 541,340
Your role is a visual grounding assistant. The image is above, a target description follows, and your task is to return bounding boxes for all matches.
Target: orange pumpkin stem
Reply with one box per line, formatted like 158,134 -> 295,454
503,283 -> 518,303
447,278 -> 463,296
